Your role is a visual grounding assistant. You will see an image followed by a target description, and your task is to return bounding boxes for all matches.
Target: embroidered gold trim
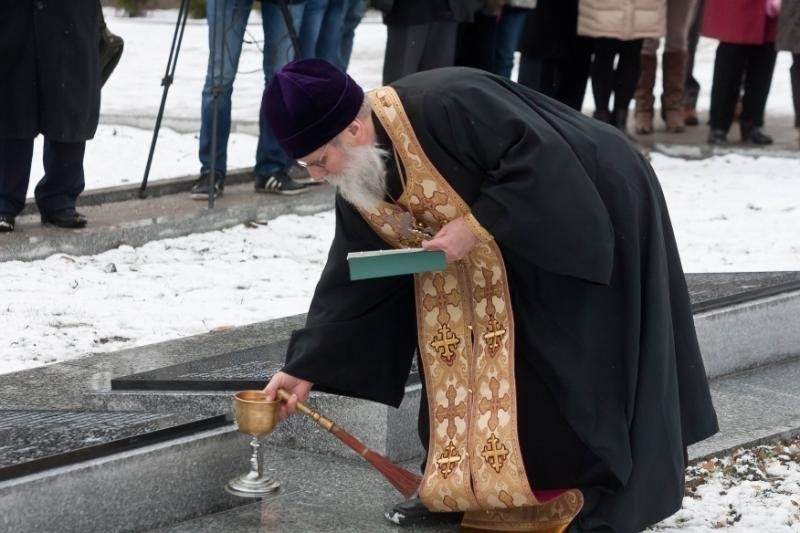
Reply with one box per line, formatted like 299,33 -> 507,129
358,87 -> 540,512
464,213 -> 494,244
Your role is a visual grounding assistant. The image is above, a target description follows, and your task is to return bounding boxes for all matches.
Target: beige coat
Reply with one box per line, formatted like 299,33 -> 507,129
577,0 -> 666,39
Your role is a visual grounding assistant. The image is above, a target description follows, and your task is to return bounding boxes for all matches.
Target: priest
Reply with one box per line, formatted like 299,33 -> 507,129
262,58 -> 718,532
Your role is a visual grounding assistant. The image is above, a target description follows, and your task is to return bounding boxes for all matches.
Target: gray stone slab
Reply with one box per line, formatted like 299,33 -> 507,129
0,426 -> 249,533
109,340 -> 420,392
19,168 -> 256,216
147,442 -> 450,533
694,289 -> 800,377
88,386 -> 425,463
0,409 -> 226,482
0,181 -> 335,262
689,355 -> 800,460
0,316 -> 305,411
110,340 -> 291,391
686,271 -> 800,312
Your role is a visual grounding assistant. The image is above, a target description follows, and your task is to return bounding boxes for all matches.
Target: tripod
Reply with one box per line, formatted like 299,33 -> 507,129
139,0 -> 303,209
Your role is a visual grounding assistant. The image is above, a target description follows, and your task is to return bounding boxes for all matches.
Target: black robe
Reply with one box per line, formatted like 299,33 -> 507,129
283,68 -> 719,532
0,1 -> 100,142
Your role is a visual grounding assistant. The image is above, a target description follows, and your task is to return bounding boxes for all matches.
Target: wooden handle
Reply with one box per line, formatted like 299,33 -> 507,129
277,388 -> 334,431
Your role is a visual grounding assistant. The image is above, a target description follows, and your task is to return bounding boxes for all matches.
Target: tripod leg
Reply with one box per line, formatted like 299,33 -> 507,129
277,0 -> 304,59
139,0 -> 191,198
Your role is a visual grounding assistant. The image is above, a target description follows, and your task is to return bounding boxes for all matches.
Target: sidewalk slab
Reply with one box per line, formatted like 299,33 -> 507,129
635,112 -> 800,154
0,181 -> 335,262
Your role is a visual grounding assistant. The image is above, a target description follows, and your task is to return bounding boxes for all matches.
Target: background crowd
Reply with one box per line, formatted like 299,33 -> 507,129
1,0 -> 798,234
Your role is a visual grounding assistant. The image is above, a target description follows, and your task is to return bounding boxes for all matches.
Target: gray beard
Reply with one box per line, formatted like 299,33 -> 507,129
325,144 -> 389,211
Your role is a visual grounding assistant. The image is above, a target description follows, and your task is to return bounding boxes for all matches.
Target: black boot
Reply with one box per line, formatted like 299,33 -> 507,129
592,109 -> 611,124
384,495 -> 463,526
790,60 -> 800,129
612,108 -> 630,135
707,128 -> 728,145
740,122 -> 773,145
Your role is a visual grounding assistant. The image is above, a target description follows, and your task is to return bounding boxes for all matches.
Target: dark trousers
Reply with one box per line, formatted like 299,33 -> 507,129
708,42 -> 777,132
590,38 -> 643,112
683,0 -> 704,107
791,54 -> 800,128
0,138 -> 86,216
383,21 -> 458,84
518,54 -> 592,111
454,11 -> 499,72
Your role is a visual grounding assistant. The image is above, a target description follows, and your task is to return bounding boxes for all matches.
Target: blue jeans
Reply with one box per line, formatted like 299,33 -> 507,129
299,0 -> 328,59
339,0 -> 366,70
199,0 -> 305,180
298,0 -> 364,69
316,0 -> 346,66
493,6 -> 530,79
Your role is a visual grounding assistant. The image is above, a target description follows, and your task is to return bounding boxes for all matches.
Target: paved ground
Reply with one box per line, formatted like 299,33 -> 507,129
146,356 -> 800,533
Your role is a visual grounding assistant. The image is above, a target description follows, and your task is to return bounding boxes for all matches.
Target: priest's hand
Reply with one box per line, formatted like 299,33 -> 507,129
422,217 -> 479,262
263,371 -> 313,421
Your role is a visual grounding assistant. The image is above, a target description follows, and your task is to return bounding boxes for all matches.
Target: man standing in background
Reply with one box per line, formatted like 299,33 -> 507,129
0,0 -> 100,233
191,0 -> 309,200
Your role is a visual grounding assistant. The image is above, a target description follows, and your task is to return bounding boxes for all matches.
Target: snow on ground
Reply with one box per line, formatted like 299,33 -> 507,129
3,151 -> 800,374
653,153 -> 800,271
1,212 -> 334,374
651,439 -> 800,532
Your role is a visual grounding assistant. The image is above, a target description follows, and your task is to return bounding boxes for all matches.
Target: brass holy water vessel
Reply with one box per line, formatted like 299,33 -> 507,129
225,390 -> 281,497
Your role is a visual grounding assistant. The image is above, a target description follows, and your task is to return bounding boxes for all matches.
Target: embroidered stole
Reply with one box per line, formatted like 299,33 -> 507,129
358,87 -> 539,511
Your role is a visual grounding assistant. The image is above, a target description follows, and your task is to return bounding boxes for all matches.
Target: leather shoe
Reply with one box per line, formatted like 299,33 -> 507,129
40,208 -> 87,228
741,125 -> 773,145
707,129 -> 728,145
0,214 -> 14,233
384,495 -> 463,526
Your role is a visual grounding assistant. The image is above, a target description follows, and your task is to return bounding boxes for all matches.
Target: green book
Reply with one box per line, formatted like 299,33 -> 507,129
347,248 -> 447,280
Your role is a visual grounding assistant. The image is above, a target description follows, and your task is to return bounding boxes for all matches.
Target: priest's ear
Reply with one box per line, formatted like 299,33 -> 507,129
343,118 -> 369,144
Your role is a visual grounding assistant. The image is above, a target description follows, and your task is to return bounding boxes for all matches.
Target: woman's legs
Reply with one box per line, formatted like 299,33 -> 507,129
611,39 -> 643,131
739,42 -> 777,143
590,38 -> 618,122
708,42 -> 747,141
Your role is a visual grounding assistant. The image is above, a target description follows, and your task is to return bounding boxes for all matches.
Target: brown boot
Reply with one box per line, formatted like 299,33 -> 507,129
681,104 -> 699,126
634,54 -> 657,134
662,51 -> 688,133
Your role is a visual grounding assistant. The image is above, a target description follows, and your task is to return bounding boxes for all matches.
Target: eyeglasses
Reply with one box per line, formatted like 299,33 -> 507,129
297,143 -> 329,169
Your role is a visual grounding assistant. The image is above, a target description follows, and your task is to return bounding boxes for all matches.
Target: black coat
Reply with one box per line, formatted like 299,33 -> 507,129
518,0 -> 591,59
0,0 -> 100,142
777,0 -> 800,53
284,68 -> 718,532
382,0 -> 479,26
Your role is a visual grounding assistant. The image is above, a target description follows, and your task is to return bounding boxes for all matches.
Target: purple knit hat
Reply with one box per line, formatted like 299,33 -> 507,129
264,58 -> 365,159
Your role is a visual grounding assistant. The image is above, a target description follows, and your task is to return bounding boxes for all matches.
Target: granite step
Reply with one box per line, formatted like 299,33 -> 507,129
145,355 -> 800,533
82,272 -> 800,460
